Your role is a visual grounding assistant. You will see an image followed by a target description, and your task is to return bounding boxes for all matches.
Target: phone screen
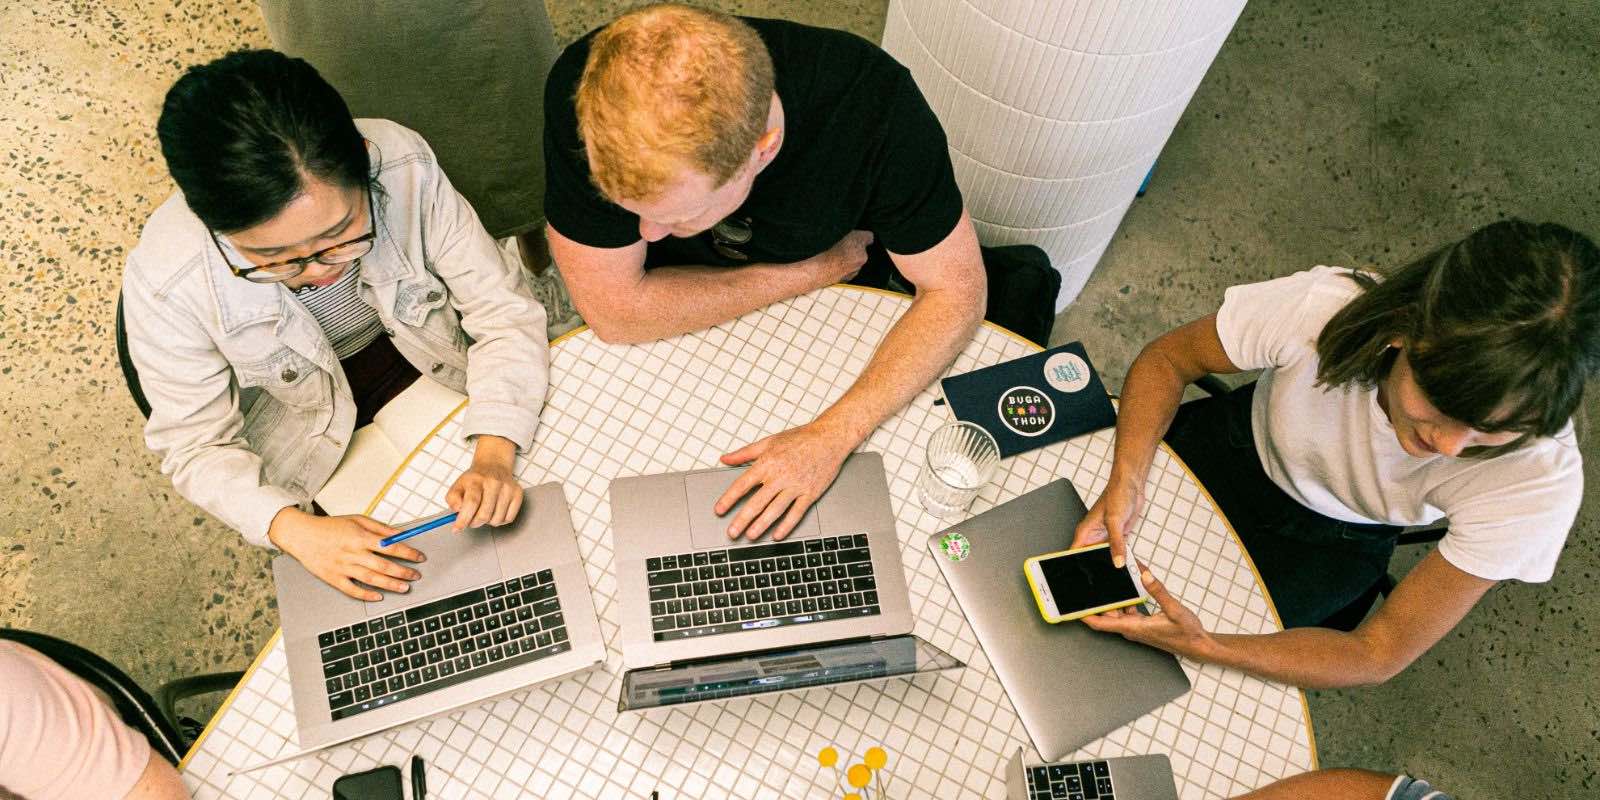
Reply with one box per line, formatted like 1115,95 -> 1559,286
1038,547 -> 1140,614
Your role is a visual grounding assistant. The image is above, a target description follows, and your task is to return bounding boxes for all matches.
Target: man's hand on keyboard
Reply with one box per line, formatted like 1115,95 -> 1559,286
715,420 -> 852,541
269,507 -> 425,601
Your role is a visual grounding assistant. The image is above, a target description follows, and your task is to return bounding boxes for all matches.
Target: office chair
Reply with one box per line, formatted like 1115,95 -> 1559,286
115,295 -> 152,419
0,629 -> 243,765
1188,377 -> 1445,632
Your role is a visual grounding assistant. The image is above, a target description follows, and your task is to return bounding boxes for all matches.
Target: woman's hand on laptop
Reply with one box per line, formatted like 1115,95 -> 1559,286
1071,473 -> 1144,567
1082,564 -> 1212,658
447,435 -> 522,531
268,507 -> 425,601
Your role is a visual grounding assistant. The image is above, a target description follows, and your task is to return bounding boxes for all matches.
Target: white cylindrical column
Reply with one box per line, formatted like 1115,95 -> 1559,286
882,0 -> 1246,308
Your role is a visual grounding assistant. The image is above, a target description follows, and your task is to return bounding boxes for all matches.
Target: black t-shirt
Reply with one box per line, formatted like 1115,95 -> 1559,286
543,17 -> 964,268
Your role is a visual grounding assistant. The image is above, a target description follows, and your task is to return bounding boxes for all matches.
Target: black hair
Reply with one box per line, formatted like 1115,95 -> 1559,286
156,49 -> 369,233
1316,219 -> 1600,456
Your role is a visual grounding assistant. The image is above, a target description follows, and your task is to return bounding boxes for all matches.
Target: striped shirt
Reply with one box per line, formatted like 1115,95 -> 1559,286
293,261 -> 386,359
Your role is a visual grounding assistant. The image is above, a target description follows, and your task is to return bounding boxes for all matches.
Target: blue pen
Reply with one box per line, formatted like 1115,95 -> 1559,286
379,511 -> 459,548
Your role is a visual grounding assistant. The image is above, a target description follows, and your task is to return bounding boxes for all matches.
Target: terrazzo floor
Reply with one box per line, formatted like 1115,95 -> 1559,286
1,1 -> 1596,797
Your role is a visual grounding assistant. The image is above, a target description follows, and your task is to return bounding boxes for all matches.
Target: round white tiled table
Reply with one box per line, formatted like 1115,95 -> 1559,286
180,286 -> 1315,799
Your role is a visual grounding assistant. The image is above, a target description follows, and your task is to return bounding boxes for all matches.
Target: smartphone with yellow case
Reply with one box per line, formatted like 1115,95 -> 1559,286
1023,542 -> 1146,623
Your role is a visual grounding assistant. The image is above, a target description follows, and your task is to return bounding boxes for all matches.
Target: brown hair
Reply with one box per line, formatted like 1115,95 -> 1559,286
576,3 -> 775,202
1315,219 -> 1600,456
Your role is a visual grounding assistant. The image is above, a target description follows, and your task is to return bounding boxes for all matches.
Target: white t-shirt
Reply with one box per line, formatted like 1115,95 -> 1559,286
1215,266 -> 1583,583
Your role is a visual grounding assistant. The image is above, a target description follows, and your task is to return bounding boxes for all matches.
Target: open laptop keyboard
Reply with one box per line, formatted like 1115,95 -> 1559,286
316,571 -> 569,721
1027,760 -> 1115,800
645,534 -> 881,641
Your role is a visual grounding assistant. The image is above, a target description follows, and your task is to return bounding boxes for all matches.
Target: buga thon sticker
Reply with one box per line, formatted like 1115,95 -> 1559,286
997,385 -> 1054,437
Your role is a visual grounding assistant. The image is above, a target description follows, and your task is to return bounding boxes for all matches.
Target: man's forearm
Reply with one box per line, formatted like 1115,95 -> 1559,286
817,285 -> 983,445
598,262 -> 826,343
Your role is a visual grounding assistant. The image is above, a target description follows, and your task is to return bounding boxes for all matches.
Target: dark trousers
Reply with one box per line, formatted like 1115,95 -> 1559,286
341,334 -> 421,428
1162,383 -> 1400,628
312,335 -> 419,518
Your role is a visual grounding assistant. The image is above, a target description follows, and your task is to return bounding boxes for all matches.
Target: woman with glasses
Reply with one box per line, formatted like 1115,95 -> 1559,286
121,50 -> 550,601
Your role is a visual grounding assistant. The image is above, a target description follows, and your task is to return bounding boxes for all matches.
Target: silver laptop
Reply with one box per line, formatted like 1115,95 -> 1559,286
611,452 -> 961,708
1006,747 -> 1179,800
272,482 -> 604,754
928,479 -> 1191,761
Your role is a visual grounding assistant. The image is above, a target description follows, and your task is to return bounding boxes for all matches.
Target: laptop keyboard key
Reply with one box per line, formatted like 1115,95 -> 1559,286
838,548 -> 870,563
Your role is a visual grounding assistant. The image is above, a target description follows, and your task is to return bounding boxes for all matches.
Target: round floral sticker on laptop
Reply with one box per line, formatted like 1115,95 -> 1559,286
1044,351 -> 1091,393
997,385 -> 1055,437
938,531 -> 972,562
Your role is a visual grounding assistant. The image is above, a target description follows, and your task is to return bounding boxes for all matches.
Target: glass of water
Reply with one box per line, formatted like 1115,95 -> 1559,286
917,421 -> 1000,517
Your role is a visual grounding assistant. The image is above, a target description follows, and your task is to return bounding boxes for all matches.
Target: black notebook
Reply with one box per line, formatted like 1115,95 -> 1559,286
939,341 -> 1117,458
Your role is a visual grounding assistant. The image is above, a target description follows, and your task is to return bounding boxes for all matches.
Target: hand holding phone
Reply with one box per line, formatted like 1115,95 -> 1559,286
1023,542 -> 1146,623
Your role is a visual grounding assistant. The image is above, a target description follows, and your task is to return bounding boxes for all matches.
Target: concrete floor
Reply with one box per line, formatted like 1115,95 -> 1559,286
1,1 -> 1595,797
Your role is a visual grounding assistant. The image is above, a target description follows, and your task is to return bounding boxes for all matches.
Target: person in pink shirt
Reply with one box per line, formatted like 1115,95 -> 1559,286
0,641 -> 188,799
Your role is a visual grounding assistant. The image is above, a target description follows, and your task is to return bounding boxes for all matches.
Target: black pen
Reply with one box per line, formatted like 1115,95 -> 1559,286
411,755 -> 426,800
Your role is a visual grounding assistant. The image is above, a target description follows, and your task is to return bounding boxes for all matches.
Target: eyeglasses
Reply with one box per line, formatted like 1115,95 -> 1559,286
709,216 -> 753,261
212,185 -> 377,283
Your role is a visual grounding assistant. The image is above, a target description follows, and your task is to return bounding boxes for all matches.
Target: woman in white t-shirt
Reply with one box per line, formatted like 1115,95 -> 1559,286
1071,220 -> 1596,688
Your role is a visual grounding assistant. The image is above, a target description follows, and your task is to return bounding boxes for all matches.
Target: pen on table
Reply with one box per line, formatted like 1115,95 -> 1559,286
379,512 -> 458,548
411,755 -> 426,800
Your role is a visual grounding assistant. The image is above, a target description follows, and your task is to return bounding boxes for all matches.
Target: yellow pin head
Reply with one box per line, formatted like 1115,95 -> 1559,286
864,746 -> 887,770
817,746 -> 838,768
847,764 -> 871,788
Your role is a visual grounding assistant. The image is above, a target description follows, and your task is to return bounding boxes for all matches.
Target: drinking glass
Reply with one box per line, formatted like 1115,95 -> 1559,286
916,421 -> 1000,517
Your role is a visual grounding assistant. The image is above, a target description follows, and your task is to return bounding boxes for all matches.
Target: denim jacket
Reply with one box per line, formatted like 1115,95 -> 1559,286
122,120 -> 548,547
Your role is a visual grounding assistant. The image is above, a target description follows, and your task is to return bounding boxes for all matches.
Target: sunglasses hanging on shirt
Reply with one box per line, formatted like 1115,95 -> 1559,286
709,216 -> 753,261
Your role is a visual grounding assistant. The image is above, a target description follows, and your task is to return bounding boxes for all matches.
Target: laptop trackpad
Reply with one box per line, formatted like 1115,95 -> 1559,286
362,525 -> 503,616
683,467 -> 822,549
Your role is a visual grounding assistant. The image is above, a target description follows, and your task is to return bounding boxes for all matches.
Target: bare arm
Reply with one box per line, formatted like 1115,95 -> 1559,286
547,223 -> 869,344
716,210 -> 987,540
1232,769 -> 1398,800
1087,550 -> 1495,688
1202,549 -> 1494,686
123,750 -> 190,799
803,209 -> 986,450
1072,314 -> 1243,563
